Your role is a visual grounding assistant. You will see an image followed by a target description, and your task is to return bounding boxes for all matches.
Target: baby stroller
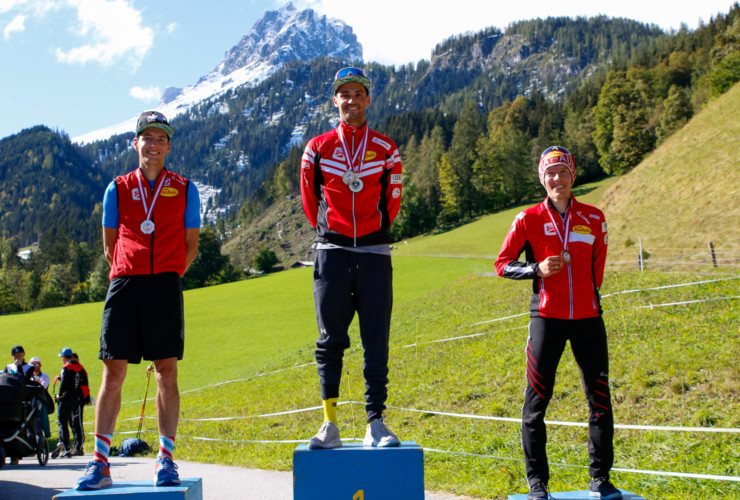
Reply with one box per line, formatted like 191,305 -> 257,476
0,371 -> 50,468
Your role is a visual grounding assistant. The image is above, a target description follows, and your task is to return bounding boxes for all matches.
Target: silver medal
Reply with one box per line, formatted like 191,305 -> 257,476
349,177 -> 364,193
141,220 -> 155,234
561,249 -> 571,264
342,170 -> 356,185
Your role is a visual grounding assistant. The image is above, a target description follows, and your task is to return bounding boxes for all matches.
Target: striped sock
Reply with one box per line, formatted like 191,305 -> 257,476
157,435 -> 175,460
93,433 -> 113,465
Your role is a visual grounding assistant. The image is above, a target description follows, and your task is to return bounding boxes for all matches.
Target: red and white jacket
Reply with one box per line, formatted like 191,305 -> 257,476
300,122 -> 402,247
110,169 -> 189,279
495,195 -> 608,320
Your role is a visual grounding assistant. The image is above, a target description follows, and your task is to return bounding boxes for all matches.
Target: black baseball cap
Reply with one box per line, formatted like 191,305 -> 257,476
11,345 -> 24,355
136,110 -> 174,138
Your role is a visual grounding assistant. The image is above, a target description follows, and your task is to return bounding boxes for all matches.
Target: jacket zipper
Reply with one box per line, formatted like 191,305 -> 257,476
351,128 -> 357,246
149,182 -> 155,274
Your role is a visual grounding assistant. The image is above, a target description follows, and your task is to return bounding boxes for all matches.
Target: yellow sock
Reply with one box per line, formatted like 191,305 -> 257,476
323,398 -> 338,423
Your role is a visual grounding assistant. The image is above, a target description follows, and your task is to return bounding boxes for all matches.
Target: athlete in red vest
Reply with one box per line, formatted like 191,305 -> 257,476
76,111 -> 200,491
495,146 -> 621,500
301,67 -> 402,449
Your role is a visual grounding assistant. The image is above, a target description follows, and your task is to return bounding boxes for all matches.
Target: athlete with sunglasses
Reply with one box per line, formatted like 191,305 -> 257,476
301,67 -> 403,449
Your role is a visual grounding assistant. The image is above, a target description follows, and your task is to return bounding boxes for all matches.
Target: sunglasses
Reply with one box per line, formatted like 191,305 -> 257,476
334,67 -> 366,80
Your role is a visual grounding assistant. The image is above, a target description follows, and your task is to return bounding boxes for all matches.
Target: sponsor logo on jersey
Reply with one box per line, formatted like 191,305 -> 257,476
332,147 -> 346,161
392,187 -> 401,199
132,188 -> 141,201
602,222 -> 608,233
365,151 -> 377,161
604,234 -> 609,244
372,137 -> 391,150
160,187 -> 179,197
573,225 -> 591,235
544,223 -> 556,236
390,174 -> 403,184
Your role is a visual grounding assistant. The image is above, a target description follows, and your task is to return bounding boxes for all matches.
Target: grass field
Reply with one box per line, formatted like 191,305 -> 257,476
1,217 -> 737,499
2,88 -> 739,499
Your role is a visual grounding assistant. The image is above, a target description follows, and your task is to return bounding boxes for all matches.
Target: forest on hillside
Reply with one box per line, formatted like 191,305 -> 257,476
0,6 -> 738,314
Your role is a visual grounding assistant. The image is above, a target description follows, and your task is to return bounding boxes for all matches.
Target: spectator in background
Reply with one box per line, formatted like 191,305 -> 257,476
29,357 -> 51,388
54,347 -> 88,459
70,352 -> 91,456
29,356 -> 53,439
5,345 -> 33,379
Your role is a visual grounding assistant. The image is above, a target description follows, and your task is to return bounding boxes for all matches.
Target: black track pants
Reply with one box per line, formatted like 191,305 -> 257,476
522,315 -> 615,483
313,249 -> 393,422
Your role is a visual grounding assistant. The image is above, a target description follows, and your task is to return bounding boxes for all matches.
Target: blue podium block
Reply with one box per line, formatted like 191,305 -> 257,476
509,489 -> 646,500
52,478 -> 202,499
293,441 -> 424,500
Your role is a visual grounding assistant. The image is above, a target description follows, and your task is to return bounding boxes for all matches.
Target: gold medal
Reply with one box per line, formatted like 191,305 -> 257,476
561,249 -> 571,264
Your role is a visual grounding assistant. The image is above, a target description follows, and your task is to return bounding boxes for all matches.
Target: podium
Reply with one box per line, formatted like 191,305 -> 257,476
293,442 -> 424,500
52,478 -> 203,499
508,489 -> 646,499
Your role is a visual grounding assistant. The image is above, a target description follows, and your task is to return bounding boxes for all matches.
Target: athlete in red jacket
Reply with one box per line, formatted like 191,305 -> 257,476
495,146 -> 621,500
301,67 -> 402,450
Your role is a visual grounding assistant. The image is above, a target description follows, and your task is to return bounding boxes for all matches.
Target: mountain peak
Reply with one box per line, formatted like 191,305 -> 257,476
215,3 -> 362,79
73,3 -> 362,144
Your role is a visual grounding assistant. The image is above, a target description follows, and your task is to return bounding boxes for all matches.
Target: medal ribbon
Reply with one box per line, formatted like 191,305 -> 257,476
136,169 -> 167,223
337,125 -> 369,174
545,202 -> 571,253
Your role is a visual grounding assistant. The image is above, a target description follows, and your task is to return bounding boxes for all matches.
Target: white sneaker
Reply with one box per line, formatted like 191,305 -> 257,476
308,421 -> 342,449
363,418 -> 400,447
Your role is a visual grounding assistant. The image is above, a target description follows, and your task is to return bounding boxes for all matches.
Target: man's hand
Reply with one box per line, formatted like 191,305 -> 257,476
536,255 -> 566,278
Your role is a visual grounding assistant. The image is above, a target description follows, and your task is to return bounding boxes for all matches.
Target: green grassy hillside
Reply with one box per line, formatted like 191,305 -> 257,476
2,87 -> 739,499
601,83 -> 740,269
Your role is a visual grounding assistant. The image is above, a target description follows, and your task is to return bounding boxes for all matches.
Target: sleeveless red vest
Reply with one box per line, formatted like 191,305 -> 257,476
109,169 -> 189,279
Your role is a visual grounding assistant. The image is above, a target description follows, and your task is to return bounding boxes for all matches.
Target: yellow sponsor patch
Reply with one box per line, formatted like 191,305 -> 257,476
365,151 -> 377,161
573,225 -> 591,235
160,187 -> 179,197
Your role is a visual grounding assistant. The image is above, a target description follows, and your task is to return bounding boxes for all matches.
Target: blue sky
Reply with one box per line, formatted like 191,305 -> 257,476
1,0 -> 737,141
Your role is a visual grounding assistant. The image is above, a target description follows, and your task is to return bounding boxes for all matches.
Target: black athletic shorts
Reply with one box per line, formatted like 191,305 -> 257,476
99,272 -> 184,363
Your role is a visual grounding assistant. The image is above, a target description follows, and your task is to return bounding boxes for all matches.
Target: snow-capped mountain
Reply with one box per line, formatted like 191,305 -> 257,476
73,3 -> 362,144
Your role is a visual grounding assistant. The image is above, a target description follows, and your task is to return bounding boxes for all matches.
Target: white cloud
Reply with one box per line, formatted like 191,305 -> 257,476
130,85 -> 161,102
54,0 -> 153,68
0,1 -> 30,15
3,13 -> 25,38
300,0 -> 739,66
165,22 -> 177,35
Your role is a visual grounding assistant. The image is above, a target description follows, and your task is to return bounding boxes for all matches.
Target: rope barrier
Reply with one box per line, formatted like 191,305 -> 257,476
109,428 -> 740,483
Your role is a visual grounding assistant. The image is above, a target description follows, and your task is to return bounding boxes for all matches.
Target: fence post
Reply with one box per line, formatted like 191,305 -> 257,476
638,237 -> 644,272
709,241 -> 717,267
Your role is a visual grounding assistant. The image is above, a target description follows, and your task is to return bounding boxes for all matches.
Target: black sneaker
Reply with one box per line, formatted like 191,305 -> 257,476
589,476 -> 622,499
51,444 -> 65,459
527,479 -> 551,500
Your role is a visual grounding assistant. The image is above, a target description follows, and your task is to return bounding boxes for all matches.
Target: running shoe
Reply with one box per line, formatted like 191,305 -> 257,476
308,421 -> 342,449
589,476 -> 623,499
363,418 -> 400,447
76,460 -> 113,490
527,478 -> 551,500
154,456 -> 181,486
